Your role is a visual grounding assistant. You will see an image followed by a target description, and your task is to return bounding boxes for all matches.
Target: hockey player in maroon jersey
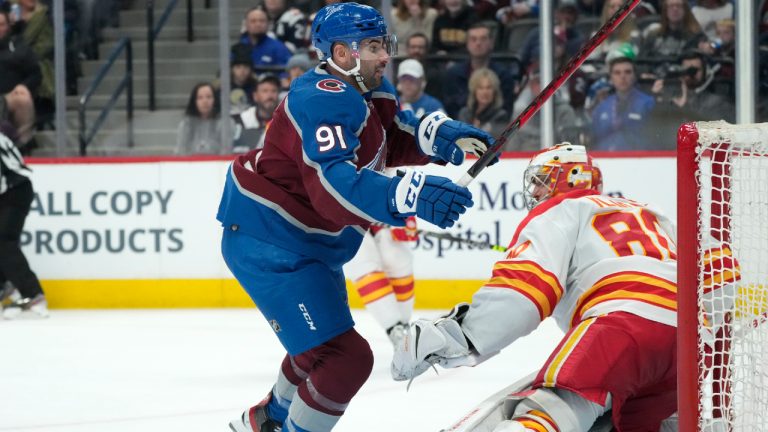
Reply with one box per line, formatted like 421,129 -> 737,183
218,3 -> 497,431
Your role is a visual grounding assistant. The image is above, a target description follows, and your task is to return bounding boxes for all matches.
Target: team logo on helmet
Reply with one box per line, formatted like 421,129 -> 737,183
324,3 -> 345,15
311,2 -> 392,61
566,164 -> 595,189
316,78 -> 347,93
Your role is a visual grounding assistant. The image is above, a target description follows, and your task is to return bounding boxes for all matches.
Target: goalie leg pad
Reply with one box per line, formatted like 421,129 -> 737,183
491,420 -> 528,432
502,387 -> 608,432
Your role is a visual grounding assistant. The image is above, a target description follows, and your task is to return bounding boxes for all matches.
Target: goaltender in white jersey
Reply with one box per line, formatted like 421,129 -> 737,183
392,143 -> 739,432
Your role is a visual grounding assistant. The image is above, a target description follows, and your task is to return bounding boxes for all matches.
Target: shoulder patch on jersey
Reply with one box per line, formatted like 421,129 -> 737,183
316,79 -> 347,93
505,239 -> 531,259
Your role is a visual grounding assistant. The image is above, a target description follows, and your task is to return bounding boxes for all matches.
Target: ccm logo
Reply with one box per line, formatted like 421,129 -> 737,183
403,171 -> 424,208
298,303 -> 317,331
421,112 -> 445,141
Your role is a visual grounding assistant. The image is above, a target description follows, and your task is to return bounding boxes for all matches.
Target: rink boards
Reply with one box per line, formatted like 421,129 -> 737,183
23,152 -> 675,308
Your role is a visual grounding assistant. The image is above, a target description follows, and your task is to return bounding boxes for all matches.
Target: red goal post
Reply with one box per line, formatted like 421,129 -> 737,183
678,121 -> 768,432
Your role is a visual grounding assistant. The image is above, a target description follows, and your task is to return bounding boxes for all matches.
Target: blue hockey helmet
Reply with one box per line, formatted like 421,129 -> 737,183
311,2 -> 396,61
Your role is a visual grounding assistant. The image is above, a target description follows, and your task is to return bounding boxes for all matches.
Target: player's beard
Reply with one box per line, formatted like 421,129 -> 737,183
362,65 -> 385,90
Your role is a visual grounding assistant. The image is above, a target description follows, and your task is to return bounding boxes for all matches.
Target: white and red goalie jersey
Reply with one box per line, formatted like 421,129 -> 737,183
460,189 -> 682,356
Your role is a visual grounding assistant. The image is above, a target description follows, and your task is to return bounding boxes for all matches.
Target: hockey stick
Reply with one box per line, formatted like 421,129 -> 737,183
456,0 -> 642,187
374,222 -> 508,252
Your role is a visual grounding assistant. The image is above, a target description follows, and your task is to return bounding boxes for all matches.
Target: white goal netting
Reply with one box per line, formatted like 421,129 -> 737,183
692,121 -> 768,431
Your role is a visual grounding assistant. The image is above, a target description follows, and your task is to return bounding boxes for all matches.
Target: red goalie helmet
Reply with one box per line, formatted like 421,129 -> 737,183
523,143 -> 603,210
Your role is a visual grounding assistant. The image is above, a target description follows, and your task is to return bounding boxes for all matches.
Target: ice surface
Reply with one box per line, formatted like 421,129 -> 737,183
0,309 -> 563,432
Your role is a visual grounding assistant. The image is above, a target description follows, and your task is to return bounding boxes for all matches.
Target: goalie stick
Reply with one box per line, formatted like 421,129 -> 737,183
417,229 -> 508,252
372,222 -> 508,252
456,0 -> 642,187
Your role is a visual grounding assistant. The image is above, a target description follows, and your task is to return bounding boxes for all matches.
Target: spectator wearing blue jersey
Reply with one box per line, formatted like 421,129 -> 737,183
396,59 -> 444,118
239,6 -> 292,71
591,56 -> 655,151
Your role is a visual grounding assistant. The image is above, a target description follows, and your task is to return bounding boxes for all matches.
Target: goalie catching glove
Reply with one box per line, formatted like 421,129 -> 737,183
388,169 -> 473,229
391,303 -> 498,383
417,112 -> 498,166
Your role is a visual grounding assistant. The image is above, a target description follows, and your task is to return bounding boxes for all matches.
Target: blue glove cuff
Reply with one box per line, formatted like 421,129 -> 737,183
387,169 -> 426,216
416,111 -> 452,158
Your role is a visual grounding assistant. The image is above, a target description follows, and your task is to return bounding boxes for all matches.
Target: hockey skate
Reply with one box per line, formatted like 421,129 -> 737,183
3,293 -> 49,320
0,282 -> 20,305
229,393 -> 282,432
386,322 -> 408,348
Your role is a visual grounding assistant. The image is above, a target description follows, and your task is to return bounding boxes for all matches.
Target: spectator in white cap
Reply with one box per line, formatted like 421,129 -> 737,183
396,59 -> 445,118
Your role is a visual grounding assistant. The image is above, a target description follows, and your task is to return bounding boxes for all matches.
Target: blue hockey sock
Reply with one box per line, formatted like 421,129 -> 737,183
266,389 -> 290,423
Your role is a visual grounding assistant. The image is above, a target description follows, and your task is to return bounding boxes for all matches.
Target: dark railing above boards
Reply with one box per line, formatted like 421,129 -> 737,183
391,53 -> 524,82
147,0 -> 193,111
391,53 -> 523,69
79,37 -> 134,156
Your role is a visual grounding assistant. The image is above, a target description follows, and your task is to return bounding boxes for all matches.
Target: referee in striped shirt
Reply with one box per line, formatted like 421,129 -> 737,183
0,122 -> 48,318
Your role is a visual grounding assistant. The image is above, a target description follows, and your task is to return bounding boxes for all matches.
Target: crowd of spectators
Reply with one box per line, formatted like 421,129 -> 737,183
1,0 -> 766,155
0,0 -> 129,153
175,0 -> 762,155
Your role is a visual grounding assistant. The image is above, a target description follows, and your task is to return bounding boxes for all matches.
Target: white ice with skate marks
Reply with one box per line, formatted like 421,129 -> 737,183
0,309 -> 563,432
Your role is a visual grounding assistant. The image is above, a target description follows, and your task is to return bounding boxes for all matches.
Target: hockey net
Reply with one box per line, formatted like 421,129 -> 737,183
678,121 -> 768,432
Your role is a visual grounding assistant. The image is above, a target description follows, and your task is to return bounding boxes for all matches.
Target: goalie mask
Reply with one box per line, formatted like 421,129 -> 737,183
523,143 -> 603,210
311,2 -> 397,92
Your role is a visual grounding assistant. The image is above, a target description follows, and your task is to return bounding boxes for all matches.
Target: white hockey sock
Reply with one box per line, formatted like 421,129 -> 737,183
391,274 -> 415,323
354,272 -> 402,330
